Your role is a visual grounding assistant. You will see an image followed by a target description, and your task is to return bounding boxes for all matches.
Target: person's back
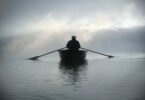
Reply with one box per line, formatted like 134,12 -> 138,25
66,36 -> 81,50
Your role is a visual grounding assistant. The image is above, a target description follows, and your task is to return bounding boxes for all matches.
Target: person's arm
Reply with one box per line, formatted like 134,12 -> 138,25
78,42 -> 81,48
66,42 -> 69,48
77,41 -> 81,48
66,41 -> 70,48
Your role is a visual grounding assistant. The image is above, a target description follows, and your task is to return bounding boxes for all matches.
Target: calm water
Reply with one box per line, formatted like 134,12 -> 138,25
0,56 -> 145,100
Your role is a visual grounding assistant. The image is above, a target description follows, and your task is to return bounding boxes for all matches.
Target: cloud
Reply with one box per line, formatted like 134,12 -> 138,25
1,25 -> 145,59
87,26 -> 145,54
2,4 -> 144,41
1,1 -> 145,36
0,0 -> 145,58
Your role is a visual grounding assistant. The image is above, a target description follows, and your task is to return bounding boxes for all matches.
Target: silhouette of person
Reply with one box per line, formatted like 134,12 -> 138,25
66,36 -> 81,50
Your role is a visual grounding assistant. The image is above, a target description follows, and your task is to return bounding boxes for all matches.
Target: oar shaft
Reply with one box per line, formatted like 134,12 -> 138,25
38,47 -> 66,57
81,48 -> 113,57
29,47 -> 66,60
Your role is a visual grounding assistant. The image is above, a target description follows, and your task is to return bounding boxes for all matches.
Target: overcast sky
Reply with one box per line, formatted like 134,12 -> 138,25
0,0 -> 145,58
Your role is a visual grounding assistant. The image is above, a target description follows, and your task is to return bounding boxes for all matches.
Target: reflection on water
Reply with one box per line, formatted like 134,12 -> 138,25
59,60 -> 88,86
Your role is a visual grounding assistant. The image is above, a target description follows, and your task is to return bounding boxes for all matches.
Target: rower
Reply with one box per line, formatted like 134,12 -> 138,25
66,36 -> 81,50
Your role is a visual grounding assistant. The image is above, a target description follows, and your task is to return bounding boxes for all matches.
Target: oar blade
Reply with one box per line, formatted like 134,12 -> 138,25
108,55 -> 114,58
28,56 -> 39,60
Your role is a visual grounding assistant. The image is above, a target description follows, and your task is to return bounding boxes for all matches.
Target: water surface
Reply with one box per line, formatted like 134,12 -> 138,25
0,57 -> 145,100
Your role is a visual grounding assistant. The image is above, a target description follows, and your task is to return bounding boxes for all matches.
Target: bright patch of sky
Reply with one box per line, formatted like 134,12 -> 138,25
1,0 -> 145,41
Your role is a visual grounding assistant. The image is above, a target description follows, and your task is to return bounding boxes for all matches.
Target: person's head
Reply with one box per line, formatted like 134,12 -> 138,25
72,36 -> 76,40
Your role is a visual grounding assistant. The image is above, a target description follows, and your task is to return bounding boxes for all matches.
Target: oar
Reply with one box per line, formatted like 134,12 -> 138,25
81,47 -> 114,58
29,47 -> 66,60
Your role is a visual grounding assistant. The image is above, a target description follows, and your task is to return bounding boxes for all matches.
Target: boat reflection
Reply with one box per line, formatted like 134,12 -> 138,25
59,60 -> 88,86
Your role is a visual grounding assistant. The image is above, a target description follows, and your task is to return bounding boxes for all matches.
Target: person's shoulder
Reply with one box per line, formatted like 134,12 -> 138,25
67,40 -> 72,43
76,40 -> 80,43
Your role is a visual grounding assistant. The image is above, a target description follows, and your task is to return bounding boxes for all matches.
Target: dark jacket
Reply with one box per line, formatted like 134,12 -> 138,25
66,40 -> 81,50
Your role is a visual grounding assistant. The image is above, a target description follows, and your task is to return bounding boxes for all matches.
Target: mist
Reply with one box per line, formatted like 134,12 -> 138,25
0,1 -> 145,100
0,0 -> 145,59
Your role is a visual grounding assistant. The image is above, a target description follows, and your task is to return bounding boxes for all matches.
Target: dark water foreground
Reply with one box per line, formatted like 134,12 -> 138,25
0,57 -> 145,100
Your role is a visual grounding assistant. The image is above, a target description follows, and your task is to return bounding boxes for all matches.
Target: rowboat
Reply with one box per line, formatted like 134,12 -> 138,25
58,49 -> 87,62
29,47 -> 114,61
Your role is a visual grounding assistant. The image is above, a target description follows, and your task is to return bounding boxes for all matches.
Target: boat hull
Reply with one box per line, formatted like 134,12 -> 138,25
58,50 -> 87,62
